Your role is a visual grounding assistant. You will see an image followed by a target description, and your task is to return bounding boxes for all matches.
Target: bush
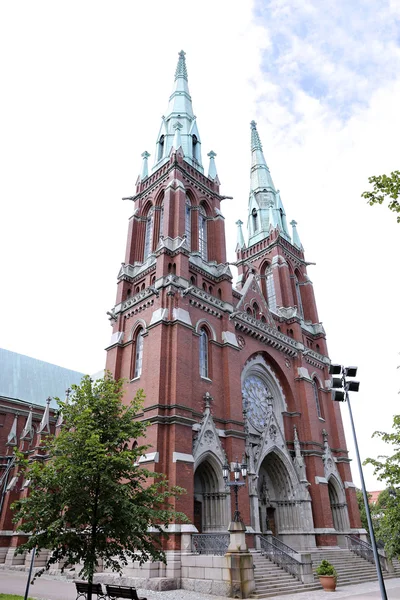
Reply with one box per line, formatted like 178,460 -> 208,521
315,559 -> 337,578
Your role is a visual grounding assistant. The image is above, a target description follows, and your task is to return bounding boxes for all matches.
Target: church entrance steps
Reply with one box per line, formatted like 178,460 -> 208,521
249,552 -> 320,598
309,549 -> 399,587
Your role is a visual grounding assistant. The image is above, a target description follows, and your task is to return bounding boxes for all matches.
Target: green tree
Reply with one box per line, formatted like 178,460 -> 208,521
362,170 -> 400,222
356,489 -> 371,532
12,374 -> 186,600
364,415 -> 400,557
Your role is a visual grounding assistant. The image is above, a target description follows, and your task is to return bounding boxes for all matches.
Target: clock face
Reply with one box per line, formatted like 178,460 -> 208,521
242,375 -> 273,431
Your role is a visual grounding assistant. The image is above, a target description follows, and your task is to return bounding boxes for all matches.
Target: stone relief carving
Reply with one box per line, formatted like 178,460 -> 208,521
192,392 -> 227,467
292,425 -> 309,485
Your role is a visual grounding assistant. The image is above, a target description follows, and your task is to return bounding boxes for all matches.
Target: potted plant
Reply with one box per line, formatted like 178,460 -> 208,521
315,559 -> 337,592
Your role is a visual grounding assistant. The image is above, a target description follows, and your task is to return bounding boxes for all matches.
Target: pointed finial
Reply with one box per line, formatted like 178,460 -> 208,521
140,151 -> 150,180
207,150 -> 218,180
175,50 -> 188,81
38,397 -> 51,434
235,219 -> 245,250
203,391 -> 213,414
322,428 -> 328,446
6,413 -> 18,446
290,220 -> 303,249
250,120 -> 263,151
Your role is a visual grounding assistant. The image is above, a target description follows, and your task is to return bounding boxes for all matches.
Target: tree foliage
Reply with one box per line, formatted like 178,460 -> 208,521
362,170 -> 400,222
364,414 -> 400,557
12,374 -> 187,596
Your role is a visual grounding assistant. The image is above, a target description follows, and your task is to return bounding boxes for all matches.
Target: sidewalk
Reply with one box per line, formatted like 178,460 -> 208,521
1,568 -> 400,600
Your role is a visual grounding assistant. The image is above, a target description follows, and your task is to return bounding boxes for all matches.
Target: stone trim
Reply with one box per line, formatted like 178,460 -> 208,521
172,452 -> 195,463
315,476 -> 328,484
138,452 -> 159,464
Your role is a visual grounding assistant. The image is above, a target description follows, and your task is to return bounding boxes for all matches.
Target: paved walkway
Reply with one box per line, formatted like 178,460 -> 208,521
1,568 -> 400,600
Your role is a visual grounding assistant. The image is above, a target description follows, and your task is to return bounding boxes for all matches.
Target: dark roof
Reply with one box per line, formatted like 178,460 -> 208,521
0,348 -> 85,407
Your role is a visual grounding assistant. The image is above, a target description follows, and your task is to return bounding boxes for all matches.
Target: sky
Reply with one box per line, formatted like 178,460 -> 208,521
0,0 -> 399,491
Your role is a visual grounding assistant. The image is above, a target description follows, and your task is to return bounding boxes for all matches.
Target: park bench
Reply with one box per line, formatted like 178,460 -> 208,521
74,580 -> 108,600
105,584 -> 147,600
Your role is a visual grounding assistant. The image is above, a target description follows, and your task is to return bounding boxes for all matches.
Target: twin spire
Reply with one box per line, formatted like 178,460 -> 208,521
138,50 -> 218,181
136,52 -> 303,253
245,121 -> 302,251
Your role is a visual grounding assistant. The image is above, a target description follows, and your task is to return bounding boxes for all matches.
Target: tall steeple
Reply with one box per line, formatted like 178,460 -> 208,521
153,51 -> 203,173
247,121 -> 291,246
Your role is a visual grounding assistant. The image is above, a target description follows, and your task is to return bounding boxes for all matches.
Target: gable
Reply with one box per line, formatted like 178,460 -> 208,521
235,273 -> 276,328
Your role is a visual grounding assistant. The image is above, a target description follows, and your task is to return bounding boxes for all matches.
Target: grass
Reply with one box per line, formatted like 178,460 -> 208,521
0,595 -> 35,600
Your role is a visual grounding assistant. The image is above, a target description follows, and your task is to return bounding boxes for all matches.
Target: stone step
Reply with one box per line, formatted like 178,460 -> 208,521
251,547 -> 396,598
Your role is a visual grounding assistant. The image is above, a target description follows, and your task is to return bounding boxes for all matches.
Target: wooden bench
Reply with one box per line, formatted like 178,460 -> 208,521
74,580 -> 108,600
105,584 -> 147,600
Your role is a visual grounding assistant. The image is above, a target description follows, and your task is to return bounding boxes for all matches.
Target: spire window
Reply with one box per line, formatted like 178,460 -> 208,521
199,328 -> 209,378
199,205 -> 208,261
185,197 -> 191,249
144,208 -> 154,260
252,208 -> 259,233
157,135 -> 165,161
192,135 -> 199,162
265,266 -> 277,311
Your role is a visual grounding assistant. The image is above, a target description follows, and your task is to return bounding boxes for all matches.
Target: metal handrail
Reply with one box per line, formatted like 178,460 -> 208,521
345,535 -> 387,572
191,533 -> 230,555
257,534 -> 303,581
269,535 -> 297,556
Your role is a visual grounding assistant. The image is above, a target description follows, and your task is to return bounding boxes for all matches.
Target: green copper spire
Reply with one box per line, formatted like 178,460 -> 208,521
250,121 -> 276,194
247,121 -> 291,246
153,51 -> 203,173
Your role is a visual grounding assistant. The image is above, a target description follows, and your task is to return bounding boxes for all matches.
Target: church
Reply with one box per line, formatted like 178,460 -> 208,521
105,49 -> 362,561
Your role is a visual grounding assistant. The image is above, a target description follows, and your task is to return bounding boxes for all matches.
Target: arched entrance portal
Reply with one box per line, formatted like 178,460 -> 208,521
258,451 -> 306,539
194,458 -> 229,532
328,478 -> 350,533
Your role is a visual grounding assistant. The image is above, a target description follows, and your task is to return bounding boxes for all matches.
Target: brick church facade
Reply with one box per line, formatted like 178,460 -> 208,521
105,50 -> 362,557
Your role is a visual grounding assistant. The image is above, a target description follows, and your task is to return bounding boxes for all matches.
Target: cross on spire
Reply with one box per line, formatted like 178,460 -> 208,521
175,50 -> 188,81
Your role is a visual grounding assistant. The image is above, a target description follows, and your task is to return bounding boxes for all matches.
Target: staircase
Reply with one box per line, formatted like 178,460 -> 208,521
250,551 -> 320,598
250,548 -> 400,598
310,548 -> 400,587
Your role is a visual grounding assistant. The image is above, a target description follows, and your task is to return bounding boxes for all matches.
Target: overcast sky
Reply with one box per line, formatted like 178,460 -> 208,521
1,0 -> 399,490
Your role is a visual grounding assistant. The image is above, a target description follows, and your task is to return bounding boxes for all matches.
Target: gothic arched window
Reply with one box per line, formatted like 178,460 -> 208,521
132,328 -> 144,379
265,265 -> 277,311
154,202 -> 164,243
312,378 -> 323,419
143,208 -> 154,260
185,197 -> 191,249
199,205 -> 208,261
199,328 -> 209,378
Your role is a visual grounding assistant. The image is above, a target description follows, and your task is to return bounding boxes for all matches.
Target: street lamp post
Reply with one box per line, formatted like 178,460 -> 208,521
223,457 -> 248,523
330,363 -> 388,600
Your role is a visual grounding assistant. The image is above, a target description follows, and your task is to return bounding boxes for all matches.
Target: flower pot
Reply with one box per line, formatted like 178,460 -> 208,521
319,575 -> 337,592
